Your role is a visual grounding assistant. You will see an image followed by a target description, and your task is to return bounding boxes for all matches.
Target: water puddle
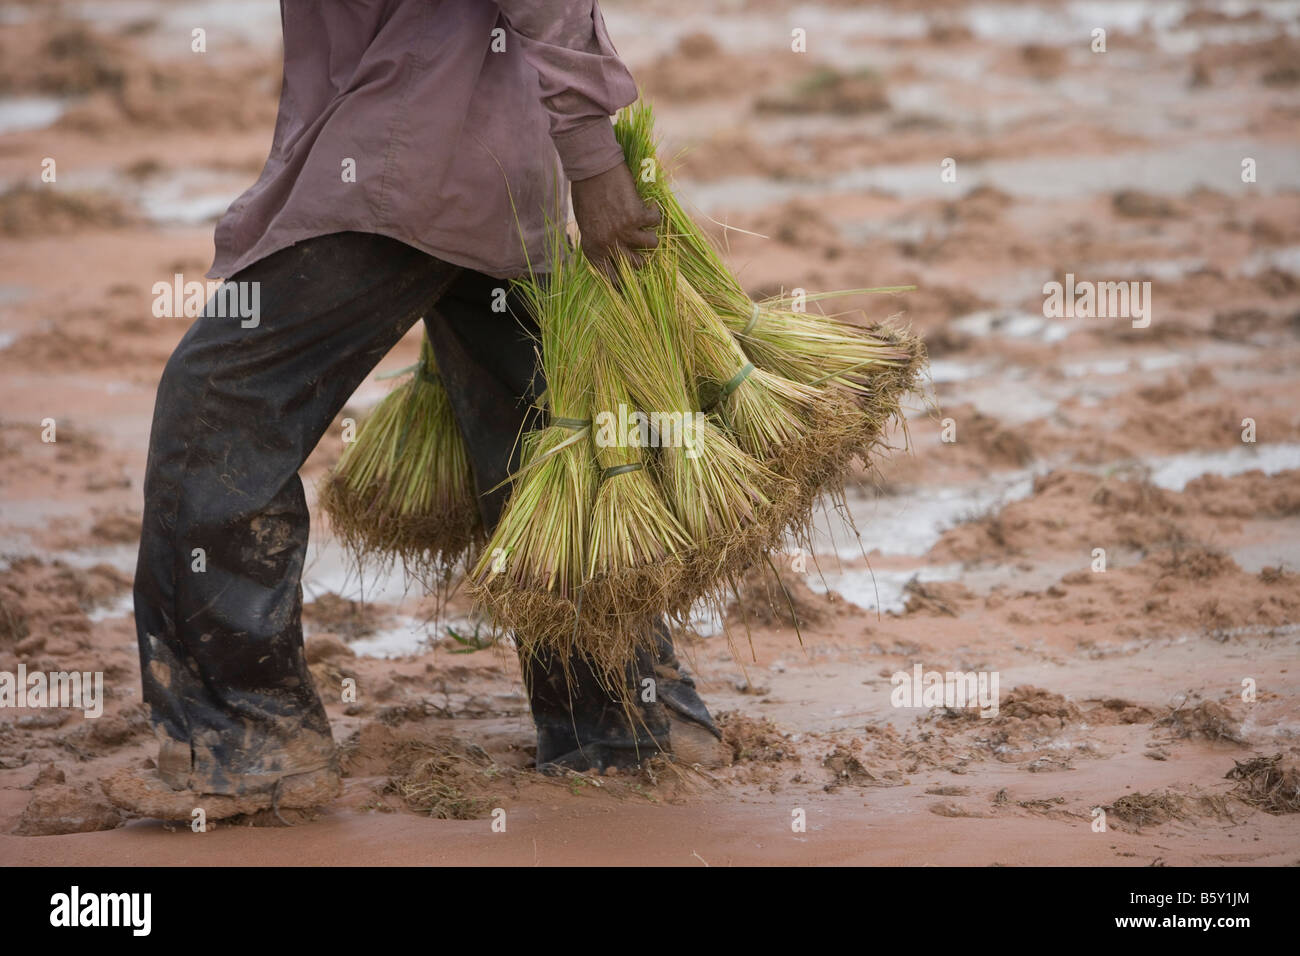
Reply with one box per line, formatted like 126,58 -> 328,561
135,169 -> 245,225
1241,244 -> 1300,277
1061,352 -> 1186,378
832,469 -> 1039,558
1147,441 -> 1300,491
806,562 -> 962,613
344,615 -> 446,660
681,141 -> 1300,211
928,358 -> 991,384
0,96 -> 66,135
950,309 -> 1073,344
59,0 -> 283,51
300,537 -> 428,608
87,593 -> 134,623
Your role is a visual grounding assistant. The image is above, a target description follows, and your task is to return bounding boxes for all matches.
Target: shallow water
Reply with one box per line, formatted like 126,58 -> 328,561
836,469 -> 1039,558
0,96 -> 66,135
1147,441 -> 1300,491
805,562 -> 962,614
681,141 -> 1300,212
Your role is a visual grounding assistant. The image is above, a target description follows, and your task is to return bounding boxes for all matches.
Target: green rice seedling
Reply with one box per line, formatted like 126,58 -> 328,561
467,239 -> 608,670
593,249 -> 792,593
730,300 -> 917,395
616,99 -> 928,498
320,334 -> 481,584
614,99 -> 921,406
586,328 -> 693,631
677,272 -> 825,461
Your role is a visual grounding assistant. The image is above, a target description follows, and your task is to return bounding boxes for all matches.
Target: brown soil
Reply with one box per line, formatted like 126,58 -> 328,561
2,0 -> 1299,866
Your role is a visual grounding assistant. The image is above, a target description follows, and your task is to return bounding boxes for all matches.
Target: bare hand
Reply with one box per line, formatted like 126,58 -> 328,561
571,162 -> 661,279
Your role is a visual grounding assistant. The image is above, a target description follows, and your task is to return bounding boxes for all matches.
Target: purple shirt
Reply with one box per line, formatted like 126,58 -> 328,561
209,0 -> 636,281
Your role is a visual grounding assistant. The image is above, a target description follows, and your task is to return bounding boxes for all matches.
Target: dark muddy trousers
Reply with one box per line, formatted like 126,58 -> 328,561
135,232 -> 705,794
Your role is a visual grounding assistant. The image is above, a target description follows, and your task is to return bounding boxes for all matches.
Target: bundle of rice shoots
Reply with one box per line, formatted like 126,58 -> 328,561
468,100 -> 927,683
731,300 -> 918,396
320,334 -> 481,579
595,250 -> 789,588
615,99 -> 920,406
586,330 -> 693,630
468,245 -> 601,664
677,272 -> 829,462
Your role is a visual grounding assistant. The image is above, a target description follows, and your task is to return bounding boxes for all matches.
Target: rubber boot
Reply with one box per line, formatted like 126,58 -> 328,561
520,620 -> 726,772
522,639 -> 670,773
650,618 -> 722,739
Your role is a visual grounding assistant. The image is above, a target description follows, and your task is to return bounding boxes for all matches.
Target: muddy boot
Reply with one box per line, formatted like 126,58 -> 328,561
101,759 -> 342,822
649,620 -> 731,768
522,622 -> 730,772
523,640 -> 671,773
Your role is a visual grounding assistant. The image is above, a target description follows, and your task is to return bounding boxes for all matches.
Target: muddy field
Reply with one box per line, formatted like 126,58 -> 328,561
1,0 -> 1299,866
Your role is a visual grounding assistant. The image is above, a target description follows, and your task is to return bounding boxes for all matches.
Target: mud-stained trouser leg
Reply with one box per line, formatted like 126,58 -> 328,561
133,233 -> 460,794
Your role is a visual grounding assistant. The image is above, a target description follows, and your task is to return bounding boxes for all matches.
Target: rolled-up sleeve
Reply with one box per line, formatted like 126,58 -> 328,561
494,0 -> 637,181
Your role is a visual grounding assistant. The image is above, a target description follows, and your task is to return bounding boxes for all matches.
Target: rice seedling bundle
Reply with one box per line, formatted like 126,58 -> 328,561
471,240 -> 785,685
615,102 -> 908,371
320,333 -> 481,580
614,100 -> 926,482
468,245 -> 599,663
594,248 -> 787,588
585,329 -> 693,623
463,99 -> 928,685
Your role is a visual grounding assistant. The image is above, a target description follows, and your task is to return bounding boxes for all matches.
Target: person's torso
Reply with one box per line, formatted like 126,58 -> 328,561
211,0 -> 565,280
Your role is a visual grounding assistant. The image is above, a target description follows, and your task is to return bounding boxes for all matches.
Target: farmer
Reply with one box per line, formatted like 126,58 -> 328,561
104,0 -> 725,820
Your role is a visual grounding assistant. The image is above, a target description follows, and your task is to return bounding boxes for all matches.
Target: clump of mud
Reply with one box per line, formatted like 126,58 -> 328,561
1225,754 -> 1300,814
955,405 -> 1035,468
14,782 -> 123,836
0,24 -> 130,96
1108,789 -> 1235,830
1155,541 -> 1237,581
0,18 -> 280,133
997,686 -> 1080,723
89,512 -> 140,545
638,32 -> 779,102
822,744 -> 904,790
1089,698 -> 1158,725
1109,790 -> 1189,828
302,592 -> 390,642
901,577 -> 975,617
930,687 -> 1159,768
1016,43 -> 1067,80
0,557 -> 131,650
727,565 -> 835,629
1113,189 -> 1179,218
1154,699 -> 1246,745
717,712 -> 798,764
758,67 -> 889,115
0,593 -> 28,645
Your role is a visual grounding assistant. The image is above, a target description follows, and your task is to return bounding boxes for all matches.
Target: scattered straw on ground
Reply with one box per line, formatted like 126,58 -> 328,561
1226,754 -> 1300,814
1154,699 -> 1246,744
